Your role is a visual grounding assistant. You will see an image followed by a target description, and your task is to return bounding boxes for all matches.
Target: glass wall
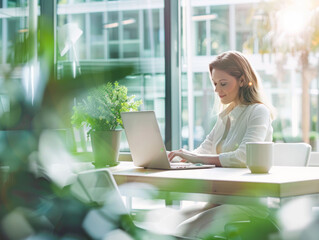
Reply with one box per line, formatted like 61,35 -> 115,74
0,1 -> 32,128
57,0 -> 165,151
1,0 -> 319,152
181,0 -> 319,151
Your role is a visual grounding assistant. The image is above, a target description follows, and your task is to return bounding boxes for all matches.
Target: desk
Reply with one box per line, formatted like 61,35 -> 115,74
110,162 -> 319,207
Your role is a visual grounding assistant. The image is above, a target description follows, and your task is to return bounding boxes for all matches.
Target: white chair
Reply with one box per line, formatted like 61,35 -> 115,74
71,169 -> 128,208
308,152 -> 319,167
70,169 -> 185,239
70,169 -> 135,239
273,143 -> 311,166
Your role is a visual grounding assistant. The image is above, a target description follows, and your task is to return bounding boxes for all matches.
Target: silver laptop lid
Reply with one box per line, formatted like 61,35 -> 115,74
121,111 -> 171,169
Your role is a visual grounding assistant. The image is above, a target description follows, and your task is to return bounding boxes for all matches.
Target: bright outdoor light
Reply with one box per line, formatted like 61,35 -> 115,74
278,0 -> 311,36
280,7 -> 307,35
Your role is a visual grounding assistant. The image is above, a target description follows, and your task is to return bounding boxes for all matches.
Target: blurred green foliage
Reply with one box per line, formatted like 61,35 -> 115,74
0,20 -> 145,239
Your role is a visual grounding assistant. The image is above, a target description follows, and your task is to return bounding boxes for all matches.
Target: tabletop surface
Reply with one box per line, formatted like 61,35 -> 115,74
108,162 -> 319,198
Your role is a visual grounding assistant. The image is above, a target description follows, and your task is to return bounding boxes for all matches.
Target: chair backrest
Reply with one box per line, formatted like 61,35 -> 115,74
70,168 -> 137,239
71,168 -> 128,214
273,143 -> 311,166
309,152 -> 319,166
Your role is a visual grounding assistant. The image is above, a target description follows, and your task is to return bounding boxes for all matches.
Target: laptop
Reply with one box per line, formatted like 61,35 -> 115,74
121,111 -> 215,170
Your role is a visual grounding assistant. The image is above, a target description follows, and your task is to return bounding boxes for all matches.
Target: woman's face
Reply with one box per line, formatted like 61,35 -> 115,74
211,68 -> 242,105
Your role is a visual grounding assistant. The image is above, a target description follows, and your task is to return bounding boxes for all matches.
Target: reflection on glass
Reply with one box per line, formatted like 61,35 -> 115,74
123,11 -> 138,40
180,0 -> 319,149
57,0 -> 165,151
209,5 -> 229,55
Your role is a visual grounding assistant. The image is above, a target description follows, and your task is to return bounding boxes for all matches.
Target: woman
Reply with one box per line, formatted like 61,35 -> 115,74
167,51 -> 275,238
168,50 -> 274,167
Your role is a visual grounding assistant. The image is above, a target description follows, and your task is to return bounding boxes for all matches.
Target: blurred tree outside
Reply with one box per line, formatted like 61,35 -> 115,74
247,0 -> 319,143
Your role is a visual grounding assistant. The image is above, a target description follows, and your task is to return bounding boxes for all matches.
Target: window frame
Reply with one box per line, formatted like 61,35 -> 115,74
40,0 -> 180,151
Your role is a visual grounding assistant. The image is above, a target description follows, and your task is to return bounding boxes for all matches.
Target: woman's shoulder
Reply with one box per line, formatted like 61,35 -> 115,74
246,103 -> 271,116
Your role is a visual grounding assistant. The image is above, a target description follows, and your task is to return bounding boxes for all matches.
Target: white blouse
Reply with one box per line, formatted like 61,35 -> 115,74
193,103 -> 273,168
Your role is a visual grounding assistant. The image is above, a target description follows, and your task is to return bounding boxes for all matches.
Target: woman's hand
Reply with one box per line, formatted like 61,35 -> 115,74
167,149 -> 199,163
168,149 -> 222,166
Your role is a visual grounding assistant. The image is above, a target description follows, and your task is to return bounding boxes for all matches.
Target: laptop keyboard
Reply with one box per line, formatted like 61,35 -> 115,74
170,162 -> 199,168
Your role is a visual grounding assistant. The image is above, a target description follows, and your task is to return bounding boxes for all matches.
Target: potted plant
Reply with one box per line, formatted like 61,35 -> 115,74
71,81 -> 142,167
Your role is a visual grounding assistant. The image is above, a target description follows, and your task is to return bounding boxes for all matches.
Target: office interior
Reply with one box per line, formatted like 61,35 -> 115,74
1,0 -> 319,239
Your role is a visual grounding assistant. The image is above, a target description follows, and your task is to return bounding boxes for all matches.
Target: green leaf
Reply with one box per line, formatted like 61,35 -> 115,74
71,81 -> 143,131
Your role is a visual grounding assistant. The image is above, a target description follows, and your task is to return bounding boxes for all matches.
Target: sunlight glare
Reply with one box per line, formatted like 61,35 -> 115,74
280,7 -> 307,35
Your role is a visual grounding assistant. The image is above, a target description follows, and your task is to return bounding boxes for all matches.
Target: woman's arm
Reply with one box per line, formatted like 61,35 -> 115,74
167,149 -> 222,166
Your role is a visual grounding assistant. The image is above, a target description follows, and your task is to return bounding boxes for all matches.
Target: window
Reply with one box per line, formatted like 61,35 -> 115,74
0,2 -> 31,125
1,0 -> 318,153
181,0 -> 319,150
57,0 -> 165,151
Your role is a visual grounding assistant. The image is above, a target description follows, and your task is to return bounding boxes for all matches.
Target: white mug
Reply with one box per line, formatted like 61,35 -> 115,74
246,142 -> 274,173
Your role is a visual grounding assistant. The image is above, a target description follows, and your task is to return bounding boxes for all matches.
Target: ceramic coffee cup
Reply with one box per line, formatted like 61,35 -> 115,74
246,142 -> 274,173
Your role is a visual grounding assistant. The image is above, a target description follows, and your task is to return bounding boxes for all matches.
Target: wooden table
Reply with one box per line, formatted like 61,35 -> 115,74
109,162 -> 319,207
